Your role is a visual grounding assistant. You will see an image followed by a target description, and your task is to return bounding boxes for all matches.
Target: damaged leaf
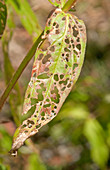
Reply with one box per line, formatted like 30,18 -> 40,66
10,8 -> 86,156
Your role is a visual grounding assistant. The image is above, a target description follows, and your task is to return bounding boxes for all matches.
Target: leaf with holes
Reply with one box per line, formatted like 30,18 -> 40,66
0,0 -> 7,38
10,8 -> 86,156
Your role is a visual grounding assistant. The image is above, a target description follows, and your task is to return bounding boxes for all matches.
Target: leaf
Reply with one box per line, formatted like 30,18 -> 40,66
83,118 -> 109,168
0,0 -> 7,38
58,103 -> 89,120
107,123 -> 110,147
7,0 -> 42,37
0,126 -> 12,152
10,8 -> 86,155
28,154 -> 46,170
48,0 -> 67,8
0,164 -> 8,170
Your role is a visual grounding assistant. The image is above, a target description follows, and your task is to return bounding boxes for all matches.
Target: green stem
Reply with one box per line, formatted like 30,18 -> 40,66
0,31 -> 44,111
62,0 -> 77,12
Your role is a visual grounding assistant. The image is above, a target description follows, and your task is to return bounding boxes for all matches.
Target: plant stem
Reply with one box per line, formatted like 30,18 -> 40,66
62,0 -> 77,12
0,31 -> 44,111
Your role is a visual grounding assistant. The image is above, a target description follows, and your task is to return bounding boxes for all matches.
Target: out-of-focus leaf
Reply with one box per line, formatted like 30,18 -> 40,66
48,0 -> 67,8
58,103 -> 89,120
7,0 -> 42,37
68,89 -> 89,102
6,5 -> 15,33
50,124 -> 64,141
28,154 -> 46,170
0,0 -> 7,38
0,126 -> 12,152
0,164 -> 8,170
83,118 -> 109,168
107,123 -> 110,148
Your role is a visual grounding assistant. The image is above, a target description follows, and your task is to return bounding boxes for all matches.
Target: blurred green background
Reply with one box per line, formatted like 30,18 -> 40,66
0,0 -> 110,169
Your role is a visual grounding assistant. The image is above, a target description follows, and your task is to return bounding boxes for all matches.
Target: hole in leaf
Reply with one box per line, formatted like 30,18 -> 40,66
31,98 -> 39,105
62,17 -> 66,20
71,39 -> 74,43
43,104 -> 51,108
42,54 -> 51,64
44,67 -> 49,72
65,64 -> 68,68
46,98 -> 50,102
73,50 -> 78,55
51,87 -> 60,104
73,63 -> 78,70
76,44 -> 81,51
21,124 -> 27,128
59,78 -> 69,85
36,124 -> 41,129
64,47 -> 71,52
56,24 -> 59,28
60,74 -> 64,79
72,26 -> 79,37
34,83 -> 46,103
50,46 -> 55,52
68,24 -> 71,28
65,38 -> 69,44
66,58 -> 69,62
77,37 -> 80,42
53,22 -> 56,26
33,73 -> 36,77
46,30 -> 50,34
72,44 -> 75,48
27,120 -> 34,125
54,74 -> 59,81
37,73 -> 49,79
48,19 -> 51,26
27,94 -> 30,98
66,53 -> 69,58
41,112 -> 45,116
56,30 -> 60,34
54,106 -> 57,109
38,53 -> 43,60
67,83 -> 71,88
61,87 -> 66,91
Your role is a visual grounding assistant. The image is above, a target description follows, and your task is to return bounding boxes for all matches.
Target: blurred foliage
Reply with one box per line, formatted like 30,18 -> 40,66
2,5 -> 22,126
0,0 -> 7,38
48,0 -> 67,8
0,0 -> 110,169
83,118 -> 109,168
7,0 -> 42,38
28,154 -> 47,170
